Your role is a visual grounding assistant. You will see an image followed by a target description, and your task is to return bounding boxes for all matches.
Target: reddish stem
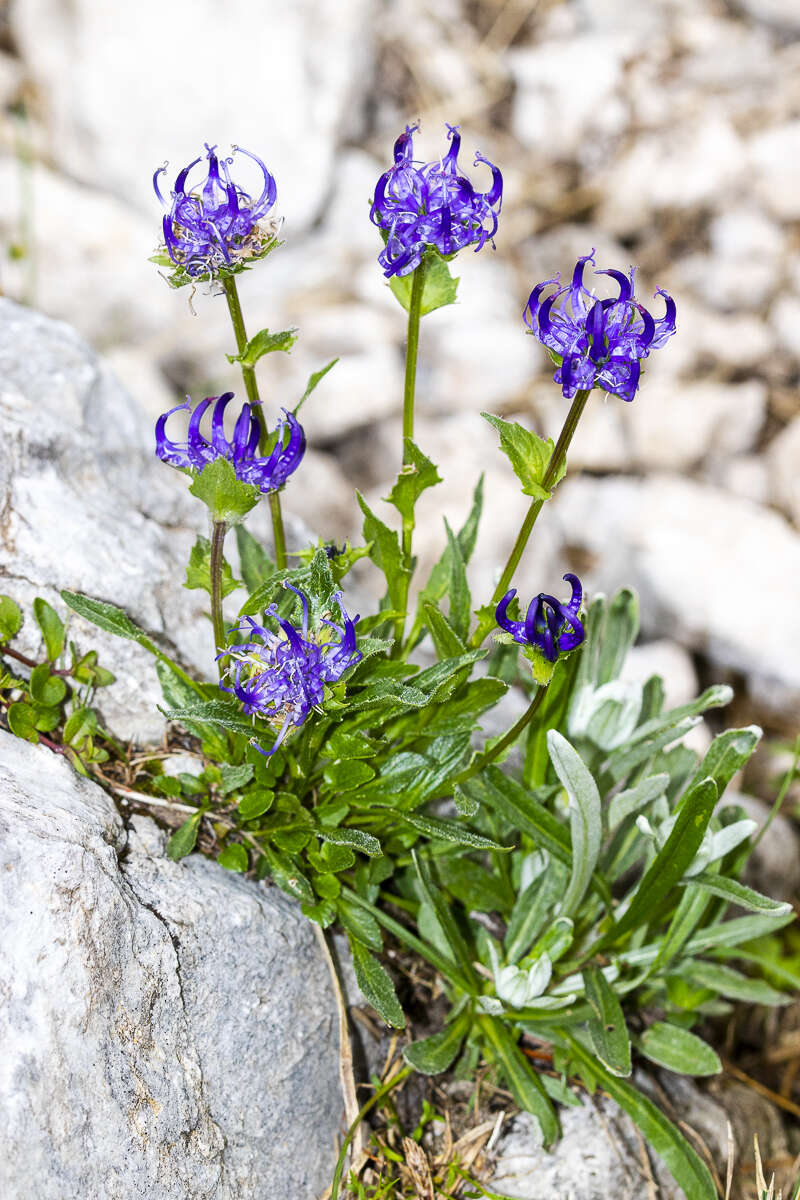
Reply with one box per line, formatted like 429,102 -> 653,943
0,644 -> 72,676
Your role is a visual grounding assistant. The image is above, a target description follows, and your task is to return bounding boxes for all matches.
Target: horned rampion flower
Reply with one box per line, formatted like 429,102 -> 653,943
153,143 -> 277,280
369,122 -> 503,278
496,574 -> 585,663
218,585 -> 362,756
524,251 -> 676,403
155,393 -> 305,493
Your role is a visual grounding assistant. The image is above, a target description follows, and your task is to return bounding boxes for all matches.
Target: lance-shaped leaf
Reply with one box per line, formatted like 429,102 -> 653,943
683,873 -> 792,915
349,938 -> 405,1028
686,725 -> 762,799
683,959 -> 790,1006
478,1015 -> 559,1146
594,776 -> 718,951
412,849 -> 476,985
596,588 -> 639,685
403,1010 -> 471,1075
547,731 -> 602,918
561,1034 -> 717,1200
33,597 -> 66,661
234,526 -> 276,594
357,492 -> 407,614
294,358 -> 338,415
584,965 -> 631,1077
389,810 -> 509,851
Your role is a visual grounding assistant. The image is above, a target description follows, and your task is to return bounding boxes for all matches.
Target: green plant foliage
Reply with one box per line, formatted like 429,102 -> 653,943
8,186 -> 788,1200
184,536 -> 242,598
0,593 -> 116,770
482,412 -> 567,501
388,250 -> 459,315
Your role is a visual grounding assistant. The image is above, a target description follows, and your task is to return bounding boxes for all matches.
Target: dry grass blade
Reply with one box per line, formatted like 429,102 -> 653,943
724,1061 -> 800,1121
725,1120 -> 734,1200
313,926 -> 363,1170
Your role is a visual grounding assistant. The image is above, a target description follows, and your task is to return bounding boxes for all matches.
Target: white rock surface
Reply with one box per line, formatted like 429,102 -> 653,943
766,416 -> 800,528
0,299 -> 209,740
553,474 -> 800,713
731,791 -> 800,902
10,0 -> 377,229
599,115 -> 747,234
0,299 -> 308,742
509,36 -> 629,162
740,0 -> 800,36
0,731 -> 342,1199
0,155 -> 176,349
770,294 -> 800,362
626,378 -> 766,470
621,639 -> 699,710
748,122 -> 800,222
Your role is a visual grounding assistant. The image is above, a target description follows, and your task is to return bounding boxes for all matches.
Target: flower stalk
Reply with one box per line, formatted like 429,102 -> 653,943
450,684 -> 549,791
210,520 -> 228,674
485,387 -> 591,628
402,259 -> 427,458
222,275 -> 288,568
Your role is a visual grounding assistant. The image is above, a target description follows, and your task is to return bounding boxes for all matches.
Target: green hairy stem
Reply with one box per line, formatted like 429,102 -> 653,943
222,275 -> 288,569
490,387 -> 592,611
209,520 -> 227,674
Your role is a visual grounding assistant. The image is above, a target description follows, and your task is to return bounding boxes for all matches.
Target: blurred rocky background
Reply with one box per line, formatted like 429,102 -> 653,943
0,0 -> 798,767
1,1 -> 799,1193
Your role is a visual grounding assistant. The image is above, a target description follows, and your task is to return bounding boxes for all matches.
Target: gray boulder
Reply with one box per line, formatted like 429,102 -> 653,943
0,730 -> 342,1199
0,297 -> 310,743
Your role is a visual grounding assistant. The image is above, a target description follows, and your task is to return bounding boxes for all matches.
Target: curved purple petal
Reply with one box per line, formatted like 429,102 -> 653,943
595,267 -> 632,303
155,400 -> 193,467
210,392 -> 236,455
562,573 -> 583,618
495,589 -> 526,642
474,151 -> 503,208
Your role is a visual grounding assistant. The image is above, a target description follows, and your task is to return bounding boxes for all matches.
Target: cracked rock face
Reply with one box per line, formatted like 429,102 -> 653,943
0,731 -> 342,1199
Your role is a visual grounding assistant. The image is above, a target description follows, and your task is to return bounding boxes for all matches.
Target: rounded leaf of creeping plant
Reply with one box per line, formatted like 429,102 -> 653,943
33,597 -> 66,661
218,842 -> 249,873
29,663 -> 68,708
166,813 -> 202,862
7,701 -> 39,743
0,595 -> 23,641
33,705 -> 62,733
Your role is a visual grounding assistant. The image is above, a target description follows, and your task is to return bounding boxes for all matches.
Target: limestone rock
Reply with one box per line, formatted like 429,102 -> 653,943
10,0 -> 377,229
748,122 -> 800,222
0,730 -> 342,1199
0,299 -> 210,740
766,416 -> 800,528
552,474 -> 800,714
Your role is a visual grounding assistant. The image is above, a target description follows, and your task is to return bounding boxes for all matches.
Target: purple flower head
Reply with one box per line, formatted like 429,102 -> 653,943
218,584 -> 361,756
155,393 -> 305,493
524,251 -> 676,403
496,574 -> 585,663
370,122 -> 503,278
154,143 -> 277,279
